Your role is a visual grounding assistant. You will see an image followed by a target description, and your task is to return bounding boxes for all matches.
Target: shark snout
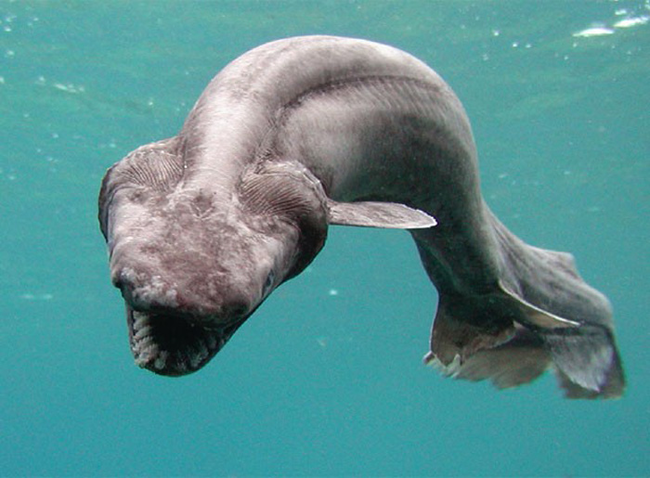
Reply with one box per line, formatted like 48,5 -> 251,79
112,265 -> 253,325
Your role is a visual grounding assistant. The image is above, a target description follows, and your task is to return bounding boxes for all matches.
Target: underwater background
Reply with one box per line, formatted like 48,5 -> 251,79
1,1 -> 648,476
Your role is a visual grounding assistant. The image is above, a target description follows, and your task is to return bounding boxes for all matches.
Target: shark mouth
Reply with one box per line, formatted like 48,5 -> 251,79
126,306 -> 241,376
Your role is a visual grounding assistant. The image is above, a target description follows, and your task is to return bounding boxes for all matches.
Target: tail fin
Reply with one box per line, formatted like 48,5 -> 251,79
425,217 -> 625,399
543,326 -> 625,399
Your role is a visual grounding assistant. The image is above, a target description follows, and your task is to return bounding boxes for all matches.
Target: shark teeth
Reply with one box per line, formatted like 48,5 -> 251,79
128,308 -> 225,376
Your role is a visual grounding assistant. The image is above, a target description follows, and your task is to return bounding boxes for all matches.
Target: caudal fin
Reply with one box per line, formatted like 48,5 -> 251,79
425,217 -> 625,399
543,325 -> 625,399
426,312 -> 625,398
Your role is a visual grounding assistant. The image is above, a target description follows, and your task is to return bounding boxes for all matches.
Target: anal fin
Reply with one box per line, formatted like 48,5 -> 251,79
426,294 -> 516,367
426,325 -> 552,389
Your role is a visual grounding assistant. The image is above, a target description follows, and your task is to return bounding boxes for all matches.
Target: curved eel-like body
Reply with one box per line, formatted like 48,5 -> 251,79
99,36 -> 624,398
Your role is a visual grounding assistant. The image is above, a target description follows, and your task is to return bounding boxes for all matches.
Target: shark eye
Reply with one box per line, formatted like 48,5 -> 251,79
263,270 -> 276,296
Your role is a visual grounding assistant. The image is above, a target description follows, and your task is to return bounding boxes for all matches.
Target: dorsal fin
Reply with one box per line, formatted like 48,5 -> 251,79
498,281 -> 580,329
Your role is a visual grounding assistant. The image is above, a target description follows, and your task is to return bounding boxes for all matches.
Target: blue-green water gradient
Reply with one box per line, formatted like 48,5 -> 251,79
1,1 -> 648,476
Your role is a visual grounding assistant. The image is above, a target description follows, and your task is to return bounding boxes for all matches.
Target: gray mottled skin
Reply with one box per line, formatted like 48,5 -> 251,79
99,36 -> 624,398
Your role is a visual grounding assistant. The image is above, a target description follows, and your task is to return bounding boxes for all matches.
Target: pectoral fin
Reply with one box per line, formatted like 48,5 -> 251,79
327,199 -> 436,229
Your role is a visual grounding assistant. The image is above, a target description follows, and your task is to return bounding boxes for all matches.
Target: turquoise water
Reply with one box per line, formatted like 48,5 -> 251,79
1,1 -> 648,476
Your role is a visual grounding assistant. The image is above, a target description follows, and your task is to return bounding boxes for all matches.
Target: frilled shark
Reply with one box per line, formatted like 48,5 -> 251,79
99,36 -> 624,398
